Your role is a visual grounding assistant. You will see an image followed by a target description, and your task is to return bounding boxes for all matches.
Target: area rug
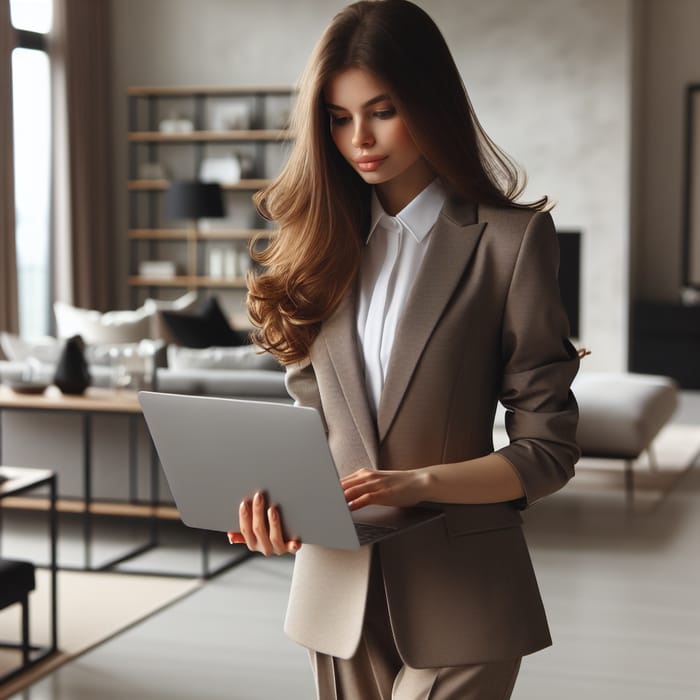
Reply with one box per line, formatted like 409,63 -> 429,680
0,568 -> 201,699
493,422 -> 700,511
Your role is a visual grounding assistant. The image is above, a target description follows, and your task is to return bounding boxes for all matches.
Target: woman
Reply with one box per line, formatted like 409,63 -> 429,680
229,1 -> 580,697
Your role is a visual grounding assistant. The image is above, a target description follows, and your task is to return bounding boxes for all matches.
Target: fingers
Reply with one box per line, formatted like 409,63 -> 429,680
340,468 -> 375,488
251,491 -> 273,556
233,491 -> 301,556
341,469 -> 383,507
268,505 -> 302,554
341,467 -> 422,510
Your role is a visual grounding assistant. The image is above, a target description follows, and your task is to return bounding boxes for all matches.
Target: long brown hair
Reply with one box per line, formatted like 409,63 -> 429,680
248,0 -> 548,364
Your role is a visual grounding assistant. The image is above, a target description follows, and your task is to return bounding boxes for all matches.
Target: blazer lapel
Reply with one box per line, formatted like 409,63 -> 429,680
377,198 -> 486,442
318,287 -> 380,470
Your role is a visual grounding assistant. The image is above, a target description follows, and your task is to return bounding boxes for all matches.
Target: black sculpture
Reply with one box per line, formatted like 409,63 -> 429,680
53,335 -> 90,394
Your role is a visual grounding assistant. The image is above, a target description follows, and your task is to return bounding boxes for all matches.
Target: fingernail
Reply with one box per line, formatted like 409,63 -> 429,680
269,507 -> 278,521
255,491 -> 263,504
240,500 -> 248,514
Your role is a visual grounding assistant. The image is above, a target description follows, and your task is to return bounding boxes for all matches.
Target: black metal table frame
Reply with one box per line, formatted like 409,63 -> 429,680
0,467 -> 58,682
0,403 -> 248,579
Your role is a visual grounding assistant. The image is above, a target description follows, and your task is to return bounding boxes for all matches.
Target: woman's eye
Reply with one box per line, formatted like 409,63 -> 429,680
374,107 -> 396,119
329,114 -> 350,126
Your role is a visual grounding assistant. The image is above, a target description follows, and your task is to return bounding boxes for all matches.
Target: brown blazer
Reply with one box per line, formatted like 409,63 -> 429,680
282,197 -> 580,668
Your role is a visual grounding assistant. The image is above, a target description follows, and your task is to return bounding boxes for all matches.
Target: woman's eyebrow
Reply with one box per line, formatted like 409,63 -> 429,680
325,94 -> 392,111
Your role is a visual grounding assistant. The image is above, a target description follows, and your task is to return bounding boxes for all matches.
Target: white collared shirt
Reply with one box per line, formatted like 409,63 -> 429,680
356,179 -> 446,415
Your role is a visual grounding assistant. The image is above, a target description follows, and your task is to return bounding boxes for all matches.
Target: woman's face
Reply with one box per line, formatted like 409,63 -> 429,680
324,67 -> 433,211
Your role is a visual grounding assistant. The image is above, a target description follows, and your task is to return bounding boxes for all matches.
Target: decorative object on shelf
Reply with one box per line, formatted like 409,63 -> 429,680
53,335 -> 90,394
235,152 -> 256,179
138,260 -> 178,278
680,286 -> 700,306
208,248 -> 225,278
224,248 -> 238,279
237,247 -> 252,277
199,154 -> 241,184
159,113 -> 194,134
165,181 -> 225,287
211,101 -> 251,130
138,162 -> 168,180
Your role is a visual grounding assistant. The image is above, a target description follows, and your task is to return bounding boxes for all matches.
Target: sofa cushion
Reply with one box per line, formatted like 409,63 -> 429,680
167,344 -> 282,372
53,292 -> 197,344
155,368 -> 289,399
572,372 -> 678,458
493,371 -> 678,460
55,301 -> 152,344
160,297 -> 246,348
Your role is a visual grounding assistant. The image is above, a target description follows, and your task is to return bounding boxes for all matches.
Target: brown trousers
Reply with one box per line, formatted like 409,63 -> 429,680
310,551 -> 522,700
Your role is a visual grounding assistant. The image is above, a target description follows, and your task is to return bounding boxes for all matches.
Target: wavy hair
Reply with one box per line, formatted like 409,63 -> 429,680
248,0 -> 549,364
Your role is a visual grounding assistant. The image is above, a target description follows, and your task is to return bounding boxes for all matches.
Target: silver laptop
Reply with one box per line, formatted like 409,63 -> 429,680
138,391 -> 443,549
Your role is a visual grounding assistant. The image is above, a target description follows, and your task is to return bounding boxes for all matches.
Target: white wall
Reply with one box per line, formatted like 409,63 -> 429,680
110,0 -> 634,370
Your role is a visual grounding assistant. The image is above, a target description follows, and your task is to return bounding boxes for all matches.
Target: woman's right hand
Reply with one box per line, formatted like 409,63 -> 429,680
227,490 -> 301,556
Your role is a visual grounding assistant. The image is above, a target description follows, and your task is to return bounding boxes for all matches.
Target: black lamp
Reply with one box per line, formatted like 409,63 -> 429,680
165,181 -> 225,283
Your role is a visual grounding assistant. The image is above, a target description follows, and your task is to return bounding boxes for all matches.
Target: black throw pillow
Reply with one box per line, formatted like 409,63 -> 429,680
160,297 -> 247,348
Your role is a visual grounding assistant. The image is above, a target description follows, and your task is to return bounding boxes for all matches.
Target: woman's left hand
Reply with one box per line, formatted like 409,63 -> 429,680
340,467 -> 429,511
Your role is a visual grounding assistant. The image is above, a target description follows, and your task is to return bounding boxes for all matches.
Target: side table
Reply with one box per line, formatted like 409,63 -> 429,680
0,386 -> 157,571
0,466 -> 58,662
0,386 -> 248,579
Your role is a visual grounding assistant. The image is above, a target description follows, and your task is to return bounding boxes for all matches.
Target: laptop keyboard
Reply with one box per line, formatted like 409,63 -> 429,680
354,522 -> 396,545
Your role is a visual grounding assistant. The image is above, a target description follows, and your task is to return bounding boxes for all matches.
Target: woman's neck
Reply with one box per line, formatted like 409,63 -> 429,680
375,158 -> 436,215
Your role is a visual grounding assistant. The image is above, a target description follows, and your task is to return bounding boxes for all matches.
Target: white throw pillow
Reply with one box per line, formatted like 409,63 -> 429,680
53,293 -> 197,344
54,301 -> 153,344
167,344 -> 282,372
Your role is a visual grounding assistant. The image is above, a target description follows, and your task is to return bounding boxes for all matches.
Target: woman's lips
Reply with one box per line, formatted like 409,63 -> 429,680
355,156 -> 387,172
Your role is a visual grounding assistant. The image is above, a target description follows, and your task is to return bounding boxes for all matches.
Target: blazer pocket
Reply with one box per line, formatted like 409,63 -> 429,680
439,502 -> 523,537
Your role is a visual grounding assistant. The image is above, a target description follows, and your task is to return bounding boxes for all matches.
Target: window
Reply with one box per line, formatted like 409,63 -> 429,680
9,0 -> 52,337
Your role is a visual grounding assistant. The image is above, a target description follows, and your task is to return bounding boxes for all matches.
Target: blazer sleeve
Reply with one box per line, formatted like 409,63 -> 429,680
495,210 -> 580,507
285,356 -> 328,432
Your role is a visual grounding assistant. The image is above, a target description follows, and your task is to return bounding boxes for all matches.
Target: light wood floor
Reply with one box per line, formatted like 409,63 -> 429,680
4,393 -> 700,699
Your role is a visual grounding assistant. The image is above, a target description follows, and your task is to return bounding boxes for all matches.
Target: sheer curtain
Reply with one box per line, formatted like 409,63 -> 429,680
0,0 -> 19,334
50,0 -> 114,311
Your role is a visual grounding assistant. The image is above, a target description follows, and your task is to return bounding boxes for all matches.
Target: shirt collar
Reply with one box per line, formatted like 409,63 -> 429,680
367,179 -> 447,244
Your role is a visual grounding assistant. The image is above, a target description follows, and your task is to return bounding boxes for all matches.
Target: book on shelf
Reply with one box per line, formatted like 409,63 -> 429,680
138,260 -> 178,278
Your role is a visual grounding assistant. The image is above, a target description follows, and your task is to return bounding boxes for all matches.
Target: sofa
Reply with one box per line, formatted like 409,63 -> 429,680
153,344 -> 290,402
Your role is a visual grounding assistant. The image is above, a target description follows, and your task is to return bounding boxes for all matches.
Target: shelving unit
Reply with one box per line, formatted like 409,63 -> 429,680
126,85 -> 294,307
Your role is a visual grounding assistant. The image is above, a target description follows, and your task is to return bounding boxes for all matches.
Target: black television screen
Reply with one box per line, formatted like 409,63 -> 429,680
557,231 -> 580,339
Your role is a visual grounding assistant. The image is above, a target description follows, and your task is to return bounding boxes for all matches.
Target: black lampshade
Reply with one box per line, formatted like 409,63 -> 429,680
165,181 -> 225,219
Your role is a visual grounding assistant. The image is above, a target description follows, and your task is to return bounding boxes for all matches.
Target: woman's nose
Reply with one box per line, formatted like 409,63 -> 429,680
352,120 -> 374,149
